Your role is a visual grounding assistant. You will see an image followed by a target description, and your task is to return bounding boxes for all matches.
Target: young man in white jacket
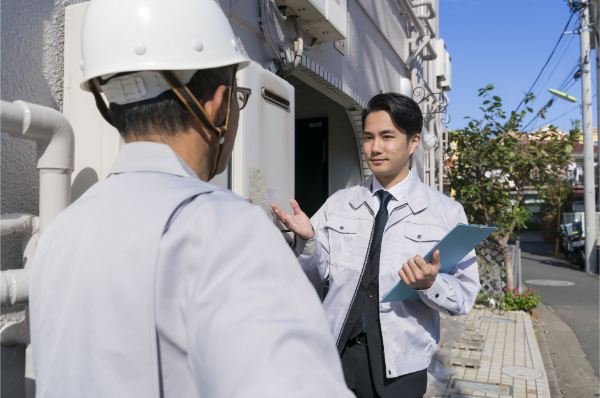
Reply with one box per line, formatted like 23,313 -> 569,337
272,93 -> 480,398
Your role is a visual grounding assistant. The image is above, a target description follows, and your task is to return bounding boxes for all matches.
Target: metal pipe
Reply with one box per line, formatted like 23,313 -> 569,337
1,100 -> 74,235
418,15 -> 436,39
397,0 -> 437,60
578,1 -> 598,273
411,0 -> 436,19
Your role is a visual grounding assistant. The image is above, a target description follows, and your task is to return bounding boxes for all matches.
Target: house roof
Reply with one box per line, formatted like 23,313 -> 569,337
571,142 -> 598,154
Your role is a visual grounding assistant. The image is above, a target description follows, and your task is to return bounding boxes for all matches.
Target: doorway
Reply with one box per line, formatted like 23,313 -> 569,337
295,118 -> 329,218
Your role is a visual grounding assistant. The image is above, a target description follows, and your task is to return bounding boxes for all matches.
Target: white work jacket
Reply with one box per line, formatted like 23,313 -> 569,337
293,172 -> 480,378
30,142 -> 353,398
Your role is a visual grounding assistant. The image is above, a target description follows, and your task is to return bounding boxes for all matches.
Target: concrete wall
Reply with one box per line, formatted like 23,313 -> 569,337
289,76 -> 363,194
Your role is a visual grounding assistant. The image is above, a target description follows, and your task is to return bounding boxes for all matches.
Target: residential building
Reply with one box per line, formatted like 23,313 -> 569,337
1,0 -> 452,394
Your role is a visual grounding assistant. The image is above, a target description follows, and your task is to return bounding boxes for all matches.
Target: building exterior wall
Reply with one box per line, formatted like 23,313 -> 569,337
0,0 -> 445,395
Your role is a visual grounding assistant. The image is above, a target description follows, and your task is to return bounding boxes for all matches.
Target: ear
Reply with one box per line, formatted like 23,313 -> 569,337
202,85 -> 228,125
409,133 -> 421,155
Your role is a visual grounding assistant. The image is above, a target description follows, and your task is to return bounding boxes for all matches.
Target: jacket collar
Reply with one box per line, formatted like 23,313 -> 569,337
109,142 -> 199,180
349,171 -> 427,213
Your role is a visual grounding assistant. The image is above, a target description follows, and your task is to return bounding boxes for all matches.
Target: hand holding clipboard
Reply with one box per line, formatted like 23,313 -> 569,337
380,224 -> 497,303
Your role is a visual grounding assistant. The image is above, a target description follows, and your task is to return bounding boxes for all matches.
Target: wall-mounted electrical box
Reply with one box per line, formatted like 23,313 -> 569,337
64,3 -> 124,203
213,61 -> 296,220
275,0 -> 347,43
435,39 -> 452,91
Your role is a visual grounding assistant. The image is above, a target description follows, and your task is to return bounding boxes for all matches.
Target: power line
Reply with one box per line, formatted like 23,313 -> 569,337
516,11 -> 577,112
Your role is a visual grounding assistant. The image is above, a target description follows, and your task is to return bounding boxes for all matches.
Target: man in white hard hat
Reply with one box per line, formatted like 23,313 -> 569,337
29,0 -> 353,397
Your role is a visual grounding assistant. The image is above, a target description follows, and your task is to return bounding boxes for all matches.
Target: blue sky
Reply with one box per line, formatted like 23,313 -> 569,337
441,0 -> 597,133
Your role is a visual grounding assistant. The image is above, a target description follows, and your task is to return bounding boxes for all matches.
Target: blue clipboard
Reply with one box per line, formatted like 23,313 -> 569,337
380,223 -> 497,303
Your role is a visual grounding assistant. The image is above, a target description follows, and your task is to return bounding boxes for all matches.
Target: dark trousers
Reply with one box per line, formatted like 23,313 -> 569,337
340,334 -> 426,398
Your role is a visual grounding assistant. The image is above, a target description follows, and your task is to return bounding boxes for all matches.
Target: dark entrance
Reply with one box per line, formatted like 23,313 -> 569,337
295,118 -> 329,218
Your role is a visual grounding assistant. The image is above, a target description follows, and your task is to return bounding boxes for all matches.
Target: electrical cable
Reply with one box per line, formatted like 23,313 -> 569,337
270,0 -> 287,21
537,34 -> 576,96
516,11 -> 578,112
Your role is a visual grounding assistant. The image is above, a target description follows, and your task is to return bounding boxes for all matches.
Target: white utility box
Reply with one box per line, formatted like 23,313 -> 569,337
275,0 -> 347,43
64,3 -> 124,202
229,61 -> 296,218
435,39 -> 452,91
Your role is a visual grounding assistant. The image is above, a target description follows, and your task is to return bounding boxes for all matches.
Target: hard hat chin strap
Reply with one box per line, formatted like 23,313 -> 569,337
89,79 -> 116,127
159,64 -> 237,181
88,64 -> 238,181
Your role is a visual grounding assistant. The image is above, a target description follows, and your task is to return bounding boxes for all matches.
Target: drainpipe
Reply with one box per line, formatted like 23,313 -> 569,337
398,0 -> 437,61
1,214 -> 39,308
1,100 -> 75,398
1,100 -> 74,235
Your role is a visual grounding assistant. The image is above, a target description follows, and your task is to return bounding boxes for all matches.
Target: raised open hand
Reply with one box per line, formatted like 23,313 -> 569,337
270,199 -> 315,240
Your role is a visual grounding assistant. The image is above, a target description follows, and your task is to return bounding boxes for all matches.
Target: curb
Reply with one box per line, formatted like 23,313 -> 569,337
534,302 -> 562,398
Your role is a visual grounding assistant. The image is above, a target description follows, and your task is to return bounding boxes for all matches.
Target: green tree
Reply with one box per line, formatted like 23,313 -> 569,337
446,85 -> 579,288
538,183 -> 573,244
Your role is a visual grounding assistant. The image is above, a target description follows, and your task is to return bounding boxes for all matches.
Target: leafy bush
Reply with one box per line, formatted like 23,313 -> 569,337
475,291 -> 493,305
500,287 -> 540,311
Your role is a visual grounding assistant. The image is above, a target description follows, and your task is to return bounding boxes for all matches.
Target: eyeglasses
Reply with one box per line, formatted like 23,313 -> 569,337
199,86 -> 252,111
235,87 -> 252,110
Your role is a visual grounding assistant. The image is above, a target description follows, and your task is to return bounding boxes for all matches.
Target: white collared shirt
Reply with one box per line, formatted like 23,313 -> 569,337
371,169 -> 411,216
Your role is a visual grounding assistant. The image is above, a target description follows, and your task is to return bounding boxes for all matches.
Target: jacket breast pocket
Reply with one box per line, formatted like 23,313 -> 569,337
325,214 -> 363,269
404,223 -> 449,258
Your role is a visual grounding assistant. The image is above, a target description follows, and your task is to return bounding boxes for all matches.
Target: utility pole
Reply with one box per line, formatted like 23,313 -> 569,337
591,0 -> 600,273
578,0 -> 597,274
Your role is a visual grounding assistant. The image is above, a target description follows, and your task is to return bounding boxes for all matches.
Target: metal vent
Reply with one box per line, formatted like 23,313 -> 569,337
261,88 -> 290,110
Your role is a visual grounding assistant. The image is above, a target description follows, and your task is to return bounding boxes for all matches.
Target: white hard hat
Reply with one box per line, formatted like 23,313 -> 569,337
80,0 -> 250,102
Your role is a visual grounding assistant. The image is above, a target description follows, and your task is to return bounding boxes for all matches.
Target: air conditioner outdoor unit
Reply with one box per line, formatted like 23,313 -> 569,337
275,0 -> 347,43
435,39 -> 452,91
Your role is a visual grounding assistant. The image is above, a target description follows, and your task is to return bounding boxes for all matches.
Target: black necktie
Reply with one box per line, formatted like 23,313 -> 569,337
370,190 -> 393,283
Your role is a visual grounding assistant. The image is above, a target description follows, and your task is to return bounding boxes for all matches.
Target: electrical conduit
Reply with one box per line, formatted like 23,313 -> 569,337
397,0 -> 437,61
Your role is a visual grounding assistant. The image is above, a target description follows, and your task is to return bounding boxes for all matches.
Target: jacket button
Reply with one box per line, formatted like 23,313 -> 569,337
388,370 -> 391,375
417,234 -> 422,239
340,226 -> 344,230
435,293 -> 440,298
367,291 -> 374,298
349,318 -> 355,325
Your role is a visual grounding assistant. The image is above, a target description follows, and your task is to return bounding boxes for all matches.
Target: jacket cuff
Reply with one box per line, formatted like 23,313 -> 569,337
294,235 -> 318,256
416,274 -> 447,305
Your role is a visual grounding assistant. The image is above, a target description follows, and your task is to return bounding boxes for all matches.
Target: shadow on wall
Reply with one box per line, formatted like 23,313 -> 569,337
71,167 -> 100,203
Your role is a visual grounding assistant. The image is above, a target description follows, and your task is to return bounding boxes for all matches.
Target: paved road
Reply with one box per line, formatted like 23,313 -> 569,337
519,243 -> 599,378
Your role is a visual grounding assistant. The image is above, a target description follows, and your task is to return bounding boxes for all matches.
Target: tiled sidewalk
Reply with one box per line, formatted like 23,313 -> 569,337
432,309 -> 551,398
